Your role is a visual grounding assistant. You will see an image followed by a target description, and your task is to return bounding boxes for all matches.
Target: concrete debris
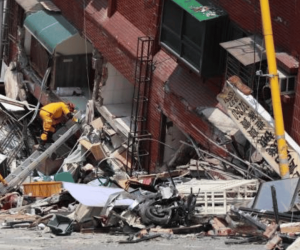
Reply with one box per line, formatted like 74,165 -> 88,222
0,95 -> 298,249
286,237 -> 300,250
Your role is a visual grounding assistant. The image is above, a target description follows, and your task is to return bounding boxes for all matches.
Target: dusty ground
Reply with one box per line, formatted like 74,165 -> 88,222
0,227 -> 266,250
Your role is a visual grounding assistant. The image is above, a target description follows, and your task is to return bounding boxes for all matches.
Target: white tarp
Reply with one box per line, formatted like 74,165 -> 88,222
63,182 -> 134,207
217,81 -> 300,177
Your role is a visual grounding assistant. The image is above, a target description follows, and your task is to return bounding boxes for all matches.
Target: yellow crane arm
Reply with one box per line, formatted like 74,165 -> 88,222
260,0 -> 289,178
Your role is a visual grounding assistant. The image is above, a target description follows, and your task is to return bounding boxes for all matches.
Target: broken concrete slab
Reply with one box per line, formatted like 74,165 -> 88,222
287,237 -> 300,250
265,234 -> 282,250
210,217 -> 233,236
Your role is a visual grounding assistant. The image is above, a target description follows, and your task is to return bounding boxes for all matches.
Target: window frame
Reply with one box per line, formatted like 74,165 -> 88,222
278,69 -> 297,95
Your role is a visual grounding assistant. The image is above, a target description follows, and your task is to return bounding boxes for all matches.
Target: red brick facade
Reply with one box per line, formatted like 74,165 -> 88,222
212,0 -> 300,139
49,0 -> 230,171
18,0 -> 300,171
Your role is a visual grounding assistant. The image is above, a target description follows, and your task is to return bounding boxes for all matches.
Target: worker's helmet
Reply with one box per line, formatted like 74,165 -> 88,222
67,102 -> 75,112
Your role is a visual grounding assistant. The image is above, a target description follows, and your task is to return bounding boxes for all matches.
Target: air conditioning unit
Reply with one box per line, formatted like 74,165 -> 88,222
278,69 -> 296,95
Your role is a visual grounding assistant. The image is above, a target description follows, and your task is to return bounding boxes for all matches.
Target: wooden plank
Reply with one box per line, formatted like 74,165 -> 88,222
79,139 -> 105,161
90,118 -> 103,130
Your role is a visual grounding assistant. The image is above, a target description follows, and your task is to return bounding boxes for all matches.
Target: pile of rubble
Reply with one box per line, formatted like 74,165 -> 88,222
0,95 -> 299,249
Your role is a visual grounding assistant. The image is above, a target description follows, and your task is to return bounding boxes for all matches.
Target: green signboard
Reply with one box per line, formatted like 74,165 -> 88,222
171,0 -> 220,21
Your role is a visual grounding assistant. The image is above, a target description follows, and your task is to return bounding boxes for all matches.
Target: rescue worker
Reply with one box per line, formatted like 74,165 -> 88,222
38,102 -> 75,151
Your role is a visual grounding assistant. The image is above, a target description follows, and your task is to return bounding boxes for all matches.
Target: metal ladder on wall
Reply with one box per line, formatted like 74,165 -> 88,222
127,37 -> 154,175
0,123 -> 81,195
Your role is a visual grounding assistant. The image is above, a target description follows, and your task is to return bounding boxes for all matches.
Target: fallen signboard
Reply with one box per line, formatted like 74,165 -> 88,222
217,80 -> 300,177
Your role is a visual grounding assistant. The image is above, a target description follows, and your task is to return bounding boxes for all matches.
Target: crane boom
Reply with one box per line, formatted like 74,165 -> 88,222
260,0 -> 289,178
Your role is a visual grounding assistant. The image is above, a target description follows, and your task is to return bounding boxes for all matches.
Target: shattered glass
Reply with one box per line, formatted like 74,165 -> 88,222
252,178 -> 300,213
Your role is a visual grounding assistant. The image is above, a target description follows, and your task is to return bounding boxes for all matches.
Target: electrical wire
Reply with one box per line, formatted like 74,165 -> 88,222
152,56 -> 173,70
27,67 -> 51,126
17,109 -> 35,122
246,0 -> 265,173
134,138 -> 176,172
190,123 -> 274,180
97,156 -> 128,173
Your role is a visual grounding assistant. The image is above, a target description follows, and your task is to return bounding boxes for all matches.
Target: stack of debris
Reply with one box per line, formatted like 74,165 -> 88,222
0,79 -> 300,249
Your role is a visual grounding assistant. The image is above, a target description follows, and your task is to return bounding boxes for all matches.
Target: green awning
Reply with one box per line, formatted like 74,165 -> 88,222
24,10 -> 78,54
171,0 -> 221,21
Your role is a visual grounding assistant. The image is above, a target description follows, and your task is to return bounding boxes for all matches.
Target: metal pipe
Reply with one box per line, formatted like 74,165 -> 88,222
191,123 -> 274,180
0,0 -> 4,75
180,140 -> 247,178
1,0 -> 8,65
271,185 -> 280,231
260,0 -> 289,178
27,67 -> 52,126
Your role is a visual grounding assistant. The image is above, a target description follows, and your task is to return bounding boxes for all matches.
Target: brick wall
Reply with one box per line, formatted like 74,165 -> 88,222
213,0 -> 298,53
51,0 -> 300,169
148,50 -> 228,170
51,0 -> 229,171
116,0 -> 159,37
292,73 -> 300,142
212,0 -> 300,145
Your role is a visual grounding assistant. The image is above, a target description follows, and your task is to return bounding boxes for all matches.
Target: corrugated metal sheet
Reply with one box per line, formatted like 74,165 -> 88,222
24,10 -> 78,54
220,36 -> 266,66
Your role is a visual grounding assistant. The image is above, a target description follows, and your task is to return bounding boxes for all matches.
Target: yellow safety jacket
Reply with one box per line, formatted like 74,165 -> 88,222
40,102 -> 71,119
39,102 -> 72,141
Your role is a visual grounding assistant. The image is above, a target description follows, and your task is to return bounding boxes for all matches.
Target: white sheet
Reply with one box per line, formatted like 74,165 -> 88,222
63,182 -> 133,207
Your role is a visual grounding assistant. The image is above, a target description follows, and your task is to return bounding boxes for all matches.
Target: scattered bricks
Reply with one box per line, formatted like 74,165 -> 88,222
286,237 -> 300,250
211,217 -> 228,229
137,229 -> 148,238
228,75 -> 252,95
210,217 -> 233,236
263,223 -> 279,239
232,225 -> 261,235
1,193 -> 19,210
281,94 -> 295,104
150,228 -> 173,234
265,235 -> 282,250
276,52 -> 299,75
226,214 -> 262,235
206,230 -> 215,236
217,228 -> 233,236
287,232 -> 296,237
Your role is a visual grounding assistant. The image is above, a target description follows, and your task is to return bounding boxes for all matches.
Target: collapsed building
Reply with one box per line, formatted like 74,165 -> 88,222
0,0 -> 299,249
